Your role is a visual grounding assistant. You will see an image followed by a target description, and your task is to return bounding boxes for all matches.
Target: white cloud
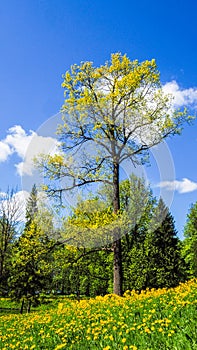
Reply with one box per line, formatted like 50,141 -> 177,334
17,132 -> 59,176
157,178 -> 197,194
0,125 -> 34,163
5,125 -> 34,159
163,81 -> 197,109
0,141 -> 12,161
0,125 -> 59,176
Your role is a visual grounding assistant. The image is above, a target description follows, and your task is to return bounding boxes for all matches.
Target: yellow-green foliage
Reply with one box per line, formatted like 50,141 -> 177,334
0,279 -> 197,349
36,52 -> 192,203
62,198 -> 131,248
61,52 -> 190,137
11,221 -> 51,271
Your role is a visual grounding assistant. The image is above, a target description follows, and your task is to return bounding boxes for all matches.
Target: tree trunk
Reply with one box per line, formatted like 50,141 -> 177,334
113,238 -> 122,295
20,299 -> 25,314
112,162 -> 123,296
27,300 -> 31,313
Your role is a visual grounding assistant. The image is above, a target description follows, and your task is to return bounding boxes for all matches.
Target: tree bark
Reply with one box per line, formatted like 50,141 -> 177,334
112,162 -> 123,296
27,300 -> 31,313
20,299 -> 24,314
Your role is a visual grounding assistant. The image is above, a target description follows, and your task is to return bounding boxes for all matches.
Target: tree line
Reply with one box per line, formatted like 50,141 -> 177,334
0,178 -> 196,312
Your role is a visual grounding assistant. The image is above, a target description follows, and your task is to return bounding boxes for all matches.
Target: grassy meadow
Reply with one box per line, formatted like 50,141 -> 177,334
0,279 -> 197,349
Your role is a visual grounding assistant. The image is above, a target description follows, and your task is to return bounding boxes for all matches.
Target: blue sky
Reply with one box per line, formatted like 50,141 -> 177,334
0,0 -> 197,238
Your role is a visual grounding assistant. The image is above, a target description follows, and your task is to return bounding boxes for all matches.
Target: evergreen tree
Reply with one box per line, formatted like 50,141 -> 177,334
182,201 -> 197,277
25,184 -> 38,228
143,198 -> 184,288
8,186 -> 55,312
122,198 -> 184,291
9,221 -> 53,312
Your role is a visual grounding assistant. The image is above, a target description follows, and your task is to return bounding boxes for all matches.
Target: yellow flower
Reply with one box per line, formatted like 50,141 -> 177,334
54,344 -> 67,350
145,327 -> 151,334
122,338 -> 127,343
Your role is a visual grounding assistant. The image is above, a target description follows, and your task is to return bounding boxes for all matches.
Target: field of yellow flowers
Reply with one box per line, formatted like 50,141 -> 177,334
0,279 -> 197,349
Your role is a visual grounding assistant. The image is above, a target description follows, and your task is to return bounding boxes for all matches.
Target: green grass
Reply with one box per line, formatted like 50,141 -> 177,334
0,279 -> 197,349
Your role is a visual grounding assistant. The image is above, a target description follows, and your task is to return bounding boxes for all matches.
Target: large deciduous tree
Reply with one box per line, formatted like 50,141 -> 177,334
38,53 -> 191,295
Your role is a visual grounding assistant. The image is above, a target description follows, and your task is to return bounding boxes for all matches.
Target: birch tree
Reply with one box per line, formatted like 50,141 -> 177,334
0,188 -> 23,293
